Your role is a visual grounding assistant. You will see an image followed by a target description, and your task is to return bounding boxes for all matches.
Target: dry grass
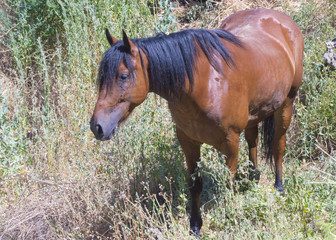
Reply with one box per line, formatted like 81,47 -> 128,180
174,0 -> 285,29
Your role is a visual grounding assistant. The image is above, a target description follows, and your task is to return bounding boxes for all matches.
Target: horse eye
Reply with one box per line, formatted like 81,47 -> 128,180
119,73 -> 129,81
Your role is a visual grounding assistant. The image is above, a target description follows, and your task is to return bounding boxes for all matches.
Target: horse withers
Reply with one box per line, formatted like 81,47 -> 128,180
90,9 -> 304,235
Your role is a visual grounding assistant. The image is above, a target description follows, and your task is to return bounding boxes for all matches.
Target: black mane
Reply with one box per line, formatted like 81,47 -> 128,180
98,29 -> 242,97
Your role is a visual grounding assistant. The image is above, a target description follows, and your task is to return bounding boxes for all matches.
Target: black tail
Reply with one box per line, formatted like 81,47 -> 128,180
261,114 -> 275,165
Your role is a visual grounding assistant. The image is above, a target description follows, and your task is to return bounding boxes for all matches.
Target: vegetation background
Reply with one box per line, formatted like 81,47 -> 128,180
0,0 -> 335,239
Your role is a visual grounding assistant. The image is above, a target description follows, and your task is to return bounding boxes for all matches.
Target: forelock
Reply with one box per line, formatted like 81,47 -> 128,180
97,42 -> 135,91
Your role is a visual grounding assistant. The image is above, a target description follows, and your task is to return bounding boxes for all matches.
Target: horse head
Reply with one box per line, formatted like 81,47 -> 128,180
90,29 -> 149,140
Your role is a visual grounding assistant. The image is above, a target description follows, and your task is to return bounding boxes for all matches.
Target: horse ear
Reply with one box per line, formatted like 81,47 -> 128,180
105,28 -> 118,46
122,29 -> 138,57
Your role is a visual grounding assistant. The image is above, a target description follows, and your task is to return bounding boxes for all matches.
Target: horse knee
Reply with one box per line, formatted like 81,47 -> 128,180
189,177 -> 203,195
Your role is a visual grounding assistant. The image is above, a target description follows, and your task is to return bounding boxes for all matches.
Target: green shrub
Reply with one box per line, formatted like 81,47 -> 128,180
0,84 -> 27,177
289,0 -> 336,160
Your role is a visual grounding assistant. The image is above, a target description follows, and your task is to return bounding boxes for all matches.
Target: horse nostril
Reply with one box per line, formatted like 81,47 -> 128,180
96,124 -> 104,138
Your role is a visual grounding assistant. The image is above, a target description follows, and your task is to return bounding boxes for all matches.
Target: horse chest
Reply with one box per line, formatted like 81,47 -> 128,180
168,102 -> 226,147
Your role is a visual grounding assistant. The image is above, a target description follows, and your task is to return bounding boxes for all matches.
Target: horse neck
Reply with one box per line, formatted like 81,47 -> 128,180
137,40 -> 195,100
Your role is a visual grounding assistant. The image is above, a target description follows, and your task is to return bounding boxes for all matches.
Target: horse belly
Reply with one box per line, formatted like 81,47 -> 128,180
246,74 -> 292,125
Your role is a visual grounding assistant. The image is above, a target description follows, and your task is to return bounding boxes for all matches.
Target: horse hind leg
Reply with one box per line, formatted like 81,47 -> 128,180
176,127 -> 202,236
272,97 -> 294,192
244,125 -> 261,182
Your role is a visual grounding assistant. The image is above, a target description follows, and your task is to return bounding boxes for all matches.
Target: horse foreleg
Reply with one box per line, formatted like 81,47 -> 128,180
245,125 -> 261,182
176,127 -> 202,236
220,131 -> 240,184
273,97 -> 294,192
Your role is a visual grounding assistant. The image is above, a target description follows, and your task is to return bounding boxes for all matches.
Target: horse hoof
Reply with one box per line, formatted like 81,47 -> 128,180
275,184 -> 284,193
248,168 -> 261,183
190,226 -> 201,238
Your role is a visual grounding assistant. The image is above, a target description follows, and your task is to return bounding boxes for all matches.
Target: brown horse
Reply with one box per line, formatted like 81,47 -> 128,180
90,9 -> 303,235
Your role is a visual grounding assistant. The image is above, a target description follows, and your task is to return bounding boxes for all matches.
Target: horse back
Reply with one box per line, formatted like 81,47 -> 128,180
219,9 -> 304,125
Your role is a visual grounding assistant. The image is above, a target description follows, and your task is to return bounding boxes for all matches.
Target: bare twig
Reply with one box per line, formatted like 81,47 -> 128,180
311,167 -> 336,179
315,143 -> 336,162
308,181 -> 336,184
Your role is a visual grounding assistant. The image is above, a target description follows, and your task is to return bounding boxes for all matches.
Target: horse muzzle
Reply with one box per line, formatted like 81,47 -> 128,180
90,113 -> 119,141
90,119 -> 117,141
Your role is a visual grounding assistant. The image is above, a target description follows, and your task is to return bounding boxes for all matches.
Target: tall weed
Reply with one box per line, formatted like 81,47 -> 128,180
289,0 -> 336,160
1,0 -> 180,238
